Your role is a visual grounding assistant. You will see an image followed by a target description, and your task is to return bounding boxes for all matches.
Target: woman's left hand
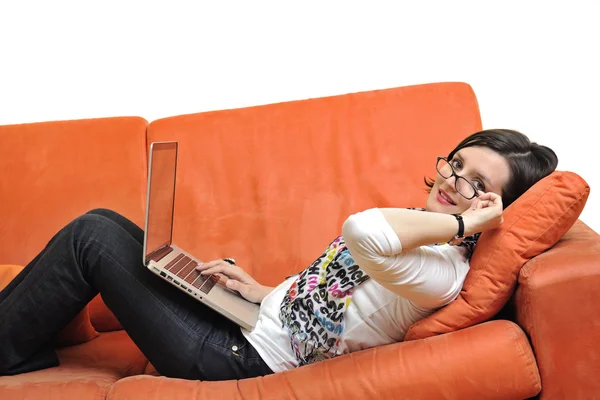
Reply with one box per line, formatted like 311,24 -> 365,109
195,260 -> 271,304
461,192 -> 504,235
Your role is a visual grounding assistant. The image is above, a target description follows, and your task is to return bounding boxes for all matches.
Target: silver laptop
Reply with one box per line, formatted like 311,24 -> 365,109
142,141 -> 259,331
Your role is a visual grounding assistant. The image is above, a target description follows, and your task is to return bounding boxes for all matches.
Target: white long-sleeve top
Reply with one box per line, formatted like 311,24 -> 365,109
242,208 -> 471,373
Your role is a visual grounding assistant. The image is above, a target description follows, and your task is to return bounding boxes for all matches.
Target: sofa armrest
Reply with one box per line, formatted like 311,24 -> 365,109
515,220 -> 600,400
108,320 -> 540,400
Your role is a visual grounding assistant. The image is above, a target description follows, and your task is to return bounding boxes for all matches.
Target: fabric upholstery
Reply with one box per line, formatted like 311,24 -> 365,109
146,82 -> 482,286
0,330 -> 148,400
0,117 -> 148,336
89,295 -> 123,332
0,365 -> 122,400
107,320 -> 540,400
56,330 -> 148,377
143,362 -> 159,376
405,171 -> 590,340
54,307 -> 99,347
0,265 -> 25,291
2,83 -> 598,399
0,117 -> 148,266
515,221 -> 600,400
0,264 -> 99,346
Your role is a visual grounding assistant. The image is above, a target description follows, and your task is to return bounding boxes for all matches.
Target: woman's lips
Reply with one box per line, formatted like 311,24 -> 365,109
437,189 -> 456,206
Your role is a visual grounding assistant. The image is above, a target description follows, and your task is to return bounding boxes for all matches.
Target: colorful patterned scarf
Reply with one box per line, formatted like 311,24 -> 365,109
279,208 -> 479,366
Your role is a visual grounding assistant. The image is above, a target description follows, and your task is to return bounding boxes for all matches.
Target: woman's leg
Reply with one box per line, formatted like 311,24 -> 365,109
0,209 -> 141,304
85,208 -> 144,245
0,210 -> 272,380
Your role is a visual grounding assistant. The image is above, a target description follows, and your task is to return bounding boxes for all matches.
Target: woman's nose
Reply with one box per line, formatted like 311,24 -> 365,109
444,174 -> 458,190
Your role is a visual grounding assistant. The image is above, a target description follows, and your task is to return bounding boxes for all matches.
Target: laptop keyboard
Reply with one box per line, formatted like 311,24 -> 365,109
163,251 -> 219,294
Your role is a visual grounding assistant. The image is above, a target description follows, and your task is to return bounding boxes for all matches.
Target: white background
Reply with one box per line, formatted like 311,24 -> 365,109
1,1 -> 598,232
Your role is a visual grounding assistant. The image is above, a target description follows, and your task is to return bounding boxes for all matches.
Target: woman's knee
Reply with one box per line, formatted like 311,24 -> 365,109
69,214 -> 142,284
71,214 -> 119,244
85,208 -> 119,219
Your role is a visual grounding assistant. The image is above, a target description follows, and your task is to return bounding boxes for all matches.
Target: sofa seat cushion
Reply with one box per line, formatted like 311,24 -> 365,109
56,330 -> 148,377
0,364 -> 123,400
107,320 -> 540,400
0,331 -> 148,400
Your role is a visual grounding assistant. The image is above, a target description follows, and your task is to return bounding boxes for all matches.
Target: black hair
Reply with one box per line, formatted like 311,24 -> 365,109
424,129 -> 558,208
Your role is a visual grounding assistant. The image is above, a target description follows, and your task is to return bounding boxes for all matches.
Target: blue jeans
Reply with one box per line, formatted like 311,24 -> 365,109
0,209 -> 273,380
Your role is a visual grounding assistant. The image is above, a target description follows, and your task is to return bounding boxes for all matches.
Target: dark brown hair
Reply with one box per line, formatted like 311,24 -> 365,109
425,129 -> 558,208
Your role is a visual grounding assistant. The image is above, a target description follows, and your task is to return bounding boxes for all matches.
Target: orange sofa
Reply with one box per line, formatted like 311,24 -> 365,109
1,83 -> 599,400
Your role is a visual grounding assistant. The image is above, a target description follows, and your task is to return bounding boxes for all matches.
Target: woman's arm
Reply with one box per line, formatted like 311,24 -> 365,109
377,208 -> 462,253
377,192 -> 503,253
342,209 -> 462,307
341,196 -> 503,308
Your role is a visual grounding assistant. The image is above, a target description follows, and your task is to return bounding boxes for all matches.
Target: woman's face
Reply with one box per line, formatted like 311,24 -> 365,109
426,146 -> 510,214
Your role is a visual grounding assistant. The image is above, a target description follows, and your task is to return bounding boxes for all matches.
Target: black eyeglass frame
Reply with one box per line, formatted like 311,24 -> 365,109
435,156 -> 481,200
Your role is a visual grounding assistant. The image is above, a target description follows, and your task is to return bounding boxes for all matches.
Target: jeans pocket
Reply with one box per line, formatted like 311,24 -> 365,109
207,337 -> 249,360
195,326 -> 253,381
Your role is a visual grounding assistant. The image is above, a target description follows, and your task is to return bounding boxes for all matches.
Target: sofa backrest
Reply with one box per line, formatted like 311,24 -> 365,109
147,82 -> 482,284
0,117 -> 148,265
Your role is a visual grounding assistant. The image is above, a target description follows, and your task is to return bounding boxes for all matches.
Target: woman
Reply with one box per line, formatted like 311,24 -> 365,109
0,129 -> 558,380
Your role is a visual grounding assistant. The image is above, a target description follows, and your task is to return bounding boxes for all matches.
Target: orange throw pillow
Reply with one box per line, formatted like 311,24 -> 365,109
53,306 -> 99,347
0,264 -> 99,346
405,171 -> 590,340
89,294 -> 123,332
0,265 -> 24,291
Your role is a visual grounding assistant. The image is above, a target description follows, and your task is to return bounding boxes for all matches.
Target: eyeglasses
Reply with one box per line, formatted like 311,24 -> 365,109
436,157 -> 481,200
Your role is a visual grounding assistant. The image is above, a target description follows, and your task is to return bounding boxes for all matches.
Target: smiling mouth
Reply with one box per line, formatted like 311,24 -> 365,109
438,189 -> 456,205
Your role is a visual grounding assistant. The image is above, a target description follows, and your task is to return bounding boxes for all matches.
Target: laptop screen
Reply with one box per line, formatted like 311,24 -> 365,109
144,142 -> 178,262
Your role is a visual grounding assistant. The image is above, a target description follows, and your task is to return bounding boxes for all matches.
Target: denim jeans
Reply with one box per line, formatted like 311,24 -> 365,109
0,209 -> 273,380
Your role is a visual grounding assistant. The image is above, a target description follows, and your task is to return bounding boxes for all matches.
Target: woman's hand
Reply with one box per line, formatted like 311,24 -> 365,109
195,260 -> 272,304
461,192 -> 504,236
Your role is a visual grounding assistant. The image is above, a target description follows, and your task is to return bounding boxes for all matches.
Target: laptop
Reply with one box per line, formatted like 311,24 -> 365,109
142,141 -> 259,331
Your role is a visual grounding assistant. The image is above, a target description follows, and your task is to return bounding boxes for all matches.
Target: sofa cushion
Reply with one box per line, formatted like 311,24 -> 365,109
0,364 -> 122,400
89,295 -> 123,332
0,264 -> 99,346
106,321 -> 540,400
515,221 -> 600,399
146,82 -> 483,285
0,117 -> 148,267
405,171 -> 590,340
0,265 -> 24,290
56,330 -> 148,376
0,117 -> 148,337
54,306 -> 99,347
0,330 -> 148,400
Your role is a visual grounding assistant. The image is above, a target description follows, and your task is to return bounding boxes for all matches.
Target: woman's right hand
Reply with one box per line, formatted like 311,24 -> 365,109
461,192 -> 504,236
195,260 -> 273,304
